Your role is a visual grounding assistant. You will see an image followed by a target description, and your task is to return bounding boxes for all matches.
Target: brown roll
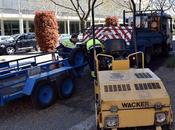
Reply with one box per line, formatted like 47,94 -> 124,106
34,11 -> 59,52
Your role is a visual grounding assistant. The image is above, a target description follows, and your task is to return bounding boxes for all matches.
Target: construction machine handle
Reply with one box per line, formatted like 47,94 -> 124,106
128,51 -> 144,68
96,54 -> 114,71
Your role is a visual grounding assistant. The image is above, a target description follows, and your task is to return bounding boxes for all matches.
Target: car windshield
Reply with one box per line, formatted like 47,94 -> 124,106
11,34 -> 20,40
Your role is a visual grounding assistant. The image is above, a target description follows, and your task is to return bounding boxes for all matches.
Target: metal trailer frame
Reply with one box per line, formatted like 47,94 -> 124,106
0,52 -> 86,106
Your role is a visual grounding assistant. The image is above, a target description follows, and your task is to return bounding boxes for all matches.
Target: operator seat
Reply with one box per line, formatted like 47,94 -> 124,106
96,39 -> 130,71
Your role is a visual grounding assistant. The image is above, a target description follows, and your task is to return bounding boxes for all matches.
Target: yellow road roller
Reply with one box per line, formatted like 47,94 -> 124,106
94,49 -> 173,130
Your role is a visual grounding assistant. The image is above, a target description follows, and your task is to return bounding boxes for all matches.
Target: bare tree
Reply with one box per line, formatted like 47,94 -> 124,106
150,0 -> 173,11
49,0 -> 103,31
112,0 -> 133,11
111,0 -> 152,11
27,0 -> 54,11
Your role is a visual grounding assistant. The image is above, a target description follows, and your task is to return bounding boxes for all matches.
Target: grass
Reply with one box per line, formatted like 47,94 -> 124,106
166,56 -> 175,68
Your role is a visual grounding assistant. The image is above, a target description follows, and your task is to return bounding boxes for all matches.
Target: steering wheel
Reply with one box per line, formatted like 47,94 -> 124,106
98,55 -> 113,71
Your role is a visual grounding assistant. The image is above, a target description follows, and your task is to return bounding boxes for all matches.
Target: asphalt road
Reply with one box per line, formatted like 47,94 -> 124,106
0,66 -> 95,130
0,52 -> 175,130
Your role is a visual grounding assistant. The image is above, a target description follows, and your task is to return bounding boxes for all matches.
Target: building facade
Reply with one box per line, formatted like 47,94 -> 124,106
0,0 -> 123,36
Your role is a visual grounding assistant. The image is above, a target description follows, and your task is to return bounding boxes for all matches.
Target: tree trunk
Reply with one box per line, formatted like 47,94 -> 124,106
80,19 -> 87,33
139,0 -> 141,11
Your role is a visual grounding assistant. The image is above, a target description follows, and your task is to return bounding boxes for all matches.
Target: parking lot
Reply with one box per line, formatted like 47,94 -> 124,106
0,50 -> 174,130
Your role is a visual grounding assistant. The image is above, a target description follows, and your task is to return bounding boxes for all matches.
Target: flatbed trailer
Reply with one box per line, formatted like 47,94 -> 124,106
0,51 -> 86,109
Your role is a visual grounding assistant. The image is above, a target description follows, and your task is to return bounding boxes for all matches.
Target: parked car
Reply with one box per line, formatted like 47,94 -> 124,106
0,36 -> 14,43
0,33 -> 37,55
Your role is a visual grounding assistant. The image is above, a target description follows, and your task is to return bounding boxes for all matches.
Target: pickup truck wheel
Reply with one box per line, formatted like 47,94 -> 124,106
69,48 -> 86,66
31,81 -> 57,109
6,46 -> 15,55
144,48 -> 152,65
56,73 -> 75,99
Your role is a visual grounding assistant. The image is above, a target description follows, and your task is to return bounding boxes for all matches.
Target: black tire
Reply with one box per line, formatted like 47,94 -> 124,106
144,48 -> 152,65
31,80 -> 57,109
6,46 -> 15,55
69,47 -> 86,66
56,73 -> 75,99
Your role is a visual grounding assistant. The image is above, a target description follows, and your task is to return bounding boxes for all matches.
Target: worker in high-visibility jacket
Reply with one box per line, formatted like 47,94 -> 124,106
58,34 -> 78,58
86,38 -> 104,78
62,34 -> 78,48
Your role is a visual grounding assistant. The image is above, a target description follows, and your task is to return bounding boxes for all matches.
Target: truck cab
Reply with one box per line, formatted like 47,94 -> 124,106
124,10 -> 173,63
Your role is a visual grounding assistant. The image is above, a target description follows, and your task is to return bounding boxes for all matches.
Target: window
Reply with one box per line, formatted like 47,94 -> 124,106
70,21 -> 79,34
18,35 -> 25,40
59,21 -> 67,33
23,21 -> 35,33
26,34 -> 35,39
29,21 -> 34,32
4,20 -> 19,35
136,16 -> 148,28
23,21 -> 27,33
104,39 -> 126,53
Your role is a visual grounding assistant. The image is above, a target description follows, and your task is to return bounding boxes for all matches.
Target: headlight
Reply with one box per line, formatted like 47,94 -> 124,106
0,44 -> 5,48
105,116 -> 119,128
155,112 -> 166,124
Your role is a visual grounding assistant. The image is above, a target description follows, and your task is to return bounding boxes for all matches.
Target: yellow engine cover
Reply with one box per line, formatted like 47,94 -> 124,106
97,68 -> 171,110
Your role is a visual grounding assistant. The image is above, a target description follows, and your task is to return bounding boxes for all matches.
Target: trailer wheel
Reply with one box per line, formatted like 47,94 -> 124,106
56,73 -> 75,99
31,81 -> 57,109
69,48 -> 86,66
145,48 -> 152,65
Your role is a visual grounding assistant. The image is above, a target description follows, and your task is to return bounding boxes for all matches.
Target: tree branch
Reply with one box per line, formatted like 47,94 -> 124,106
143,0 -> 152,11
94,0 -> 103,8
70,0 -> 82,19
50,0 -> 76,11
112,0 -> 133,11
85,0 -> 103,20
84,0 -> 92,20
76,0 -> 86,18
